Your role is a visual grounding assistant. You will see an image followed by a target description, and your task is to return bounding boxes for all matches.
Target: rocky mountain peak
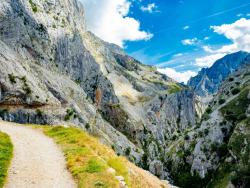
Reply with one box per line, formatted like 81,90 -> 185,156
188,51 -> 249,98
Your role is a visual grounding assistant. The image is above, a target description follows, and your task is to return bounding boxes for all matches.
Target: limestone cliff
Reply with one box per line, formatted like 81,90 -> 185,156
0,0 -> 202,181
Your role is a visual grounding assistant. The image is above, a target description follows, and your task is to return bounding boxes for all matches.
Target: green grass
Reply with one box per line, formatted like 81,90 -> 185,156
0,132 -> 13,187
167,83 -> 182,94
40,126 -> 130,188
108,158 -> 130,187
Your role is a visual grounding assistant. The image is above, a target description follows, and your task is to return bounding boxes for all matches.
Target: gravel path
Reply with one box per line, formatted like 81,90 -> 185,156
0,121 -> 76,188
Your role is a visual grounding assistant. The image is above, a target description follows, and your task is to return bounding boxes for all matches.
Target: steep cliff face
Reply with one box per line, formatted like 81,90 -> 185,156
188,51 -> 249,98
0,0 -> 202,181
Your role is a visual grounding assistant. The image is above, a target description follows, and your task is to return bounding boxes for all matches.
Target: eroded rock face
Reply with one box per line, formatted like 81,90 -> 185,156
0,0 -> 203,181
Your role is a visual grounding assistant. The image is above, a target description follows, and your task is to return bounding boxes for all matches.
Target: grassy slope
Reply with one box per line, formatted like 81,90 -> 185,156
0,132 -> 13,187
38,126 -> 167,188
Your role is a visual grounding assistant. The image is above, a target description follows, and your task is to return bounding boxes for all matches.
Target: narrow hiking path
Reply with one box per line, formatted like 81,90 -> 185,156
0,121 -> 76,188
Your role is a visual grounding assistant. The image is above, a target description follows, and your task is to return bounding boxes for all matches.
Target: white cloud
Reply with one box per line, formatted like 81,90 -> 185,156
181,38 -> 198,45
195,53 -> 226,67
210,18 -> 250,53
183,25 -> 190,30
80,0 -> 153,47
140,3 -> 158,13
195,18 -> 250,68
158,68 -> 197,83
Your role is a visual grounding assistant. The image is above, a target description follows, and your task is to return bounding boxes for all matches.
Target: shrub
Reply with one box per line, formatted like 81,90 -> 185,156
64,108 -> 76,121
74,78 -> 81,85
198,131 -> 203,137
219,99 -> 226,105
231,88 -> 240,95
85,123 -> 90,130
0,109 -> 8,117
23,84 -> 32,95
36,109 -> 43,117
211,143 -> 218,152
202,113 -> 210,121
125,147 -> 131,156
217,144 -> 228,158
204,128 -> 209,136
221,127 -> 227,135
28,0 -> 38,12
8,74 -> 16,84
235,82 -> 241,86
206,108 -> 212,114
184,134 -> 190,141
37,24 -> 46,33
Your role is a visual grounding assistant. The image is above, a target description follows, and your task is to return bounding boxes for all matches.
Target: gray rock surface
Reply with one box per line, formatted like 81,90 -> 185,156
0,0 -> 206,182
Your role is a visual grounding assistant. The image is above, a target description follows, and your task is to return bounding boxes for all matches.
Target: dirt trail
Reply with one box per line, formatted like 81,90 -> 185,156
0,121 -> 76,188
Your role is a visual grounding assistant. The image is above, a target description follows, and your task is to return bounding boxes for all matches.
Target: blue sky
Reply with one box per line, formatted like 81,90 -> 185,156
81,0 -> 250,83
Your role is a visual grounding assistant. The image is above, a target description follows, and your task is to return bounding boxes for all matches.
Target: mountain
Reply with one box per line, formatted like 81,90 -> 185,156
188,51 -> 249,98
166,61 -> 250,187
1,0 -> 249,187
0,0 -> 203,183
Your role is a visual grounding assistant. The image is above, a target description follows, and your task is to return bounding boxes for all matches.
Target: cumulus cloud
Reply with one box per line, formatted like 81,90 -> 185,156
195,18 -> 250,68
211,18 -> 250,53
140,3 -> 158,13
158,68 -> 197,83
181,38 -> 198,45
80,0 -> 153,47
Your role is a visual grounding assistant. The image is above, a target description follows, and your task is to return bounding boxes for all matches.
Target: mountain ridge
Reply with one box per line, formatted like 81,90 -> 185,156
188,51 -> 249,97
1,0 -> 249,187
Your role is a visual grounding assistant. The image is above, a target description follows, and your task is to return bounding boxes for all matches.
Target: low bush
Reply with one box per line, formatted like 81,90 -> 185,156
231,88 -> 240,95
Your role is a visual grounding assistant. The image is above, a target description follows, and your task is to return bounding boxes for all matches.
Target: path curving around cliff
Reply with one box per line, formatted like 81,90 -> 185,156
0,121 -> 76,188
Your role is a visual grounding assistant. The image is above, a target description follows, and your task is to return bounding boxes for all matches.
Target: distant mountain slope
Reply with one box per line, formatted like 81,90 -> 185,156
166,62 -> 250,188
188,51 -> 249,97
